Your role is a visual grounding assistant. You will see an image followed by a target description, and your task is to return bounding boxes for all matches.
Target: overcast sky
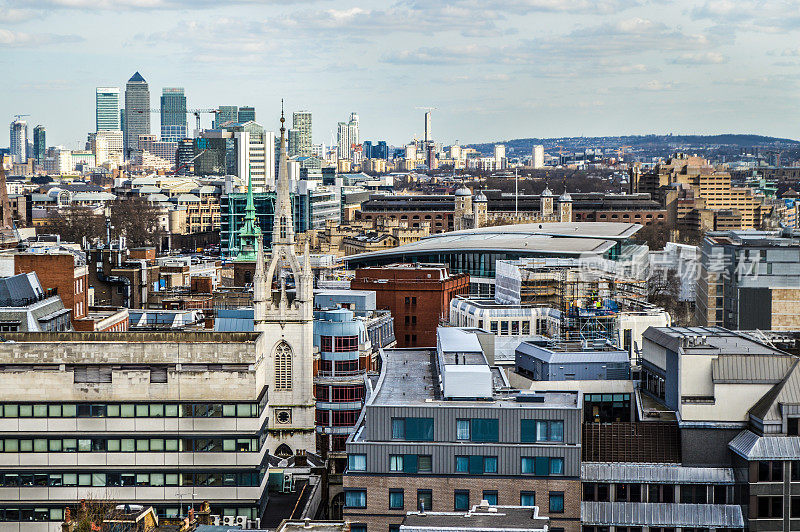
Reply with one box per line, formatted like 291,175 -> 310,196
2,0 -> 800,149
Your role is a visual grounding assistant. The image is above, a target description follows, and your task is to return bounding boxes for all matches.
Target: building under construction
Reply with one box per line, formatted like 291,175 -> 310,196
495,258 -> 649,344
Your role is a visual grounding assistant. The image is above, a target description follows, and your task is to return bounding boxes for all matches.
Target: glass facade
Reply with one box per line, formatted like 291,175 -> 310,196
220,192 -> 308,258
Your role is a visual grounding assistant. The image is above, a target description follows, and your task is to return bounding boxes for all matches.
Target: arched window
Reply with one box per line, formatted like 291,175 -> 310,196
280,216 -> 287,240
275,443 -> 293,458
275,341 -> 293,391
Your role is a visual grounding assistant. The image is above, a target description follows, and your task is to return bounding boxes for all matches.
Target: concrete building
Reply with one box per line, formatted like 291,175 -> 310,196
532,145 -> 545,169
343,337 -> 582,531
9,119 -> 27,164
337,113 -> 359,160
351,264 -> 469,348
95,87 -> 121,131
292,111 -> 313,157
123,71 -> 150,156
515,340 -> 630,381
0,331 -> 268,528
695,229 -> 800,330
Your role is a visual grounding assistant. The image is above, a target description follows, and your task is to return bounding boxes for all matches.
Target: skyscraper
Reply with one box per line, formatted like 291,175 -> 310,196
160,87 -> 187,142
33,125 -> 46,166
95,87 -> 121,131
288,129 -> 301,157
424,111 -> 432,142
238,106 -> 256,123
123,71 -> 150,156
336,112 -> 359,159
532,145 -> 545,168
292,110 -> 312,157
215,106 -> 238,128
9,119 -> 28,164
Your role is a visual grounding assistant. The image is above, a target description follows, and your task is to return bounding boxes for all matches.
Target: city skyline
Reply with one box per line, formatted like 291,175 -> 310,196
1,0 -> 800,149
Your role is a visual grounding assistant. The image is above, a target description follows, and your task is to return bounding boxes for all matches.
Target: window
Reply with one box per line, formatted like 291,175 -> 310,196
549,492 -> 564,513
418,455 -> 432,473
348,454 -> 366,471
521,457 -> 563,476
320,336 -> 333,352
521,420 -> 564,442
647,484 -> 674,503
274,342 -> 293,391
789,418 -> 799,436
520,491 -> 535,507
583,483 -> 610,502
456,419 -> 470,440
345,490 -> 367,508
454,490 -> 470,511
758,460 -> 783,482
470,418 -> 499,442
390,455 -> 404,472
680,485 -> 707,504
456,456 -> 469,473
757,496 -> 783,518
792,496 -> 800,518
482,491 -> 498,506
389,489 -> 404,509
417,490 -> 432,512
615,483 -> 641,503
392,417 -> 433,441
456,455 -> 496,474
334,336 -> 359,352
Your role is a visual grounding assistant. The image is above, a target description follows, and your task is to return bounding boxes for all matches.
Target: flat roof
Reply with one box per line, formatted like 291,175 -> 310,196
401,506 -> 548,531
372,348 -> 577,408
345,223 -> 640,264
643,326 -> 788,357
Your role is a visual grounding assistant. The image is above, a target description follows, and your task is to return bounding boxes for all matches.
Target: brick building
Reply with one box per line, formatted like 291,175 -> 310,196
351,264 -> 469,348
13,251 -> 88,324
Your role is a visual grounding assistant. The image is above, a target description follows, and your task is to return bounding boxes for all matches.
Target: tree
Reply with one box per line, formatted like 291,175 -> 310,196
109,197 -> 164,249
43,205 -> 104,245
648,268 -> 693,326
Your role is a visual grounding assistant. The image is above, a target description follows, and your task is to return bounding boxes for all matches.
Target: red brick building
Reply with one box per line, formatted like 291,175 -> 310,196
14,252 -> 88,323
351,264 -> 469,348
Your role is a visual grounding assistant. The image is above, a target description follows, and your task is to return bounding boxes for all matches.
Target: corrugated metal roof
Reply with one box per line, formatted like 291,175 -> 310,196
729,430 -> 800,459
581,462 -> 735,484
581,502 -> 744,528
712,354 -> 795,383
749,359 -> 800,421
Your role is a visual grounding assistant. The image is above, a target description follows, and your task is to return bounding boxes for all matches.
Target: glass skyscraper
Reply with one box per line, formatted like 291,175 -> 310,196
123,71 -> 150,156
33,125 -> 46,166
215,106 -> 238,128
96,87 -> 121,131
238,106 -> 256,123
160,87 -> 187,142
292,111 -> 312,157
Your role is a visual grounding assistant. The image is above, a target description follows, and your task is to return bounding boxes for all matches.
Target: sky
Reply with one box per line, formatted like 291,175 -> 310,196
1,0 -> 800,149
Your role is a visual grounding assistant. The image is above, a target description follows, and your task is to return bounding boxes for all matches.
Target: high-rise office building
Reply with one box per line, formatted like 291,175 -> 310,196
362,141 -> 373,159
424,111 -> 432,143
9,119 -> 28,164
288,129 -> 301,157
374,140 -> 388,160
532,145 -> 545,169
336,112 -> 359,159
33,125 -> 46,166
95,87 -> 121,131
160,87 -> 187,142
216,106 -> 238,128
292,110 -> 312,157
123,71 -> 150,156
238,106 -> 256,123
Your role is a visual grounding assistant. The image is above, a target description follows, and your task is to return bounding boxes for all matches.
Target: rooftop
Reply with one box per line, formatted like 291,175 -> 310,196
401,504 -> 548,532
643,326 -> 788,357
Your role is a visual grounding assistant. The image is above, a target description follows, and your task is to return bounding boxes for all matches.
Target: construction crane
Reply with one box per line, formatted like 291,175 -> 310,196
12,114 -> 30,121
134,108 -> 221,132
172,149 -> 207,175
616,146 -> 632,162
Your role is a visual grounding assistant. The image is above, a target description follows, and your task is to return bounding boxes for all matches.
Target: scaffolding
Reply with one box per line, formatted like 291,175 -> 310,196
516,265 -> 648,344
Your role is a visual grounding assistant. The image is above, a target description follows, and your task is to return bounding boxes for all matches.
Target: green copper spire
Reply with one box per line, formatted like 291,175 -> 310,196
235,172 -> 262,262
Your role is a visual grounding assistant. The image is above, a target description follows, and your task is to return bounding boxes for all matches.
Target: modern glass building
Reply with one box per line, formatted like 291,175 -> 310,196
215,105 -> 238,128
123,72 -> 150,155
220,192 -> 308,258
238,106 -> 256,123
292,111 -> 312,157
95,87 -> 121,131
32,125 -> 46,166
160,87 -> 187,142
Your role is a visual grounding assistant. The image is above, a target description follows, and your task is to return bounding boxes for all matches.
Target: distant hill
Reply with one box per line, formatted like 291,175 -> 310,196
465,134 -> 800,155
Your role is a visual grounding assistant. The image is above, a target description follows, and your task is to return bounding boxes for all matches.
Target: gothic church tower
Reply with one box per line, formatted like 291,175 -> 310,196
254,105 -> 316,457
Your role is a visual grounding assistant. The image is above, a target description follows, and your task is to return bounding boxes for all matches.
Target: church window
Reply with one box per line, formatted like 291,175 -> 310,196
280,216 -> 287,240
275,342 -> 293,391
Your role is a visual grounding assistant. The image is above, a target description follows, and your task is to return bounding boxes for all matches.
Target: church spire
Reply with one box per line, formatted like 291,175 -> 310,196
235,170 -> 261,262
273,99 -> 294,246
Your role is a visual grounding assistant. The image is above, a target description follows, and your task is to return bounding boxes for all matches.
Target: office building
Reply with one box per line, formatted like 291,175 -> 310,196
695,229 -> 800,330
0,331 -> 267,527
292,110 -> 312,157
222,122 -> 274,191
32,125 -> 45,166
238,106 -> 256,123
516,340 -> 630,381
9,119 -> 27,164
215,105 -> 238,128
337,113 -> 359,159
494,144 -> 506,170
532,145 -> 545,168
160,87 -> 187,142
123,71 -> 150,156
424,111 -> 432,143
0,273 -> 72,332
351,264 -> 469,347
343,327 -> 582,531
95,87 -> 121,131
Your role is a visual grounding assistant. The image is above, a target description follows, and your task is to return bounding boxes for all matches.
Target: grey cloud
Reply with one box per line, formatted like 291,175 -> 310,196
0,28 -> 83,46
670,51 -> 728,64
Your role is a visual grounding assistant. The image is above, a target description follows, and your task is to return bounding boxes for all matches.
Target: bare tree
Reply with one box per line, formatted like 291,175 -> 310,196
648,268 -> 693,326
43,205 -> 104,245
109,198 -> 163,249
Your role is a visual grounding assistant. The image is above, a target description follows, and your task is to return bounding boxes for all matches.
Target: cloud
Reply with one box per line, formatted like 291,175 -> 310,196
414,0 -> 642,15
691,0 -> 800,34
0,7 -> 37,21
0,29 -> 82,46
4,0 -> 313,9
639,80 -> 679,91
671,51 -> 728,64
